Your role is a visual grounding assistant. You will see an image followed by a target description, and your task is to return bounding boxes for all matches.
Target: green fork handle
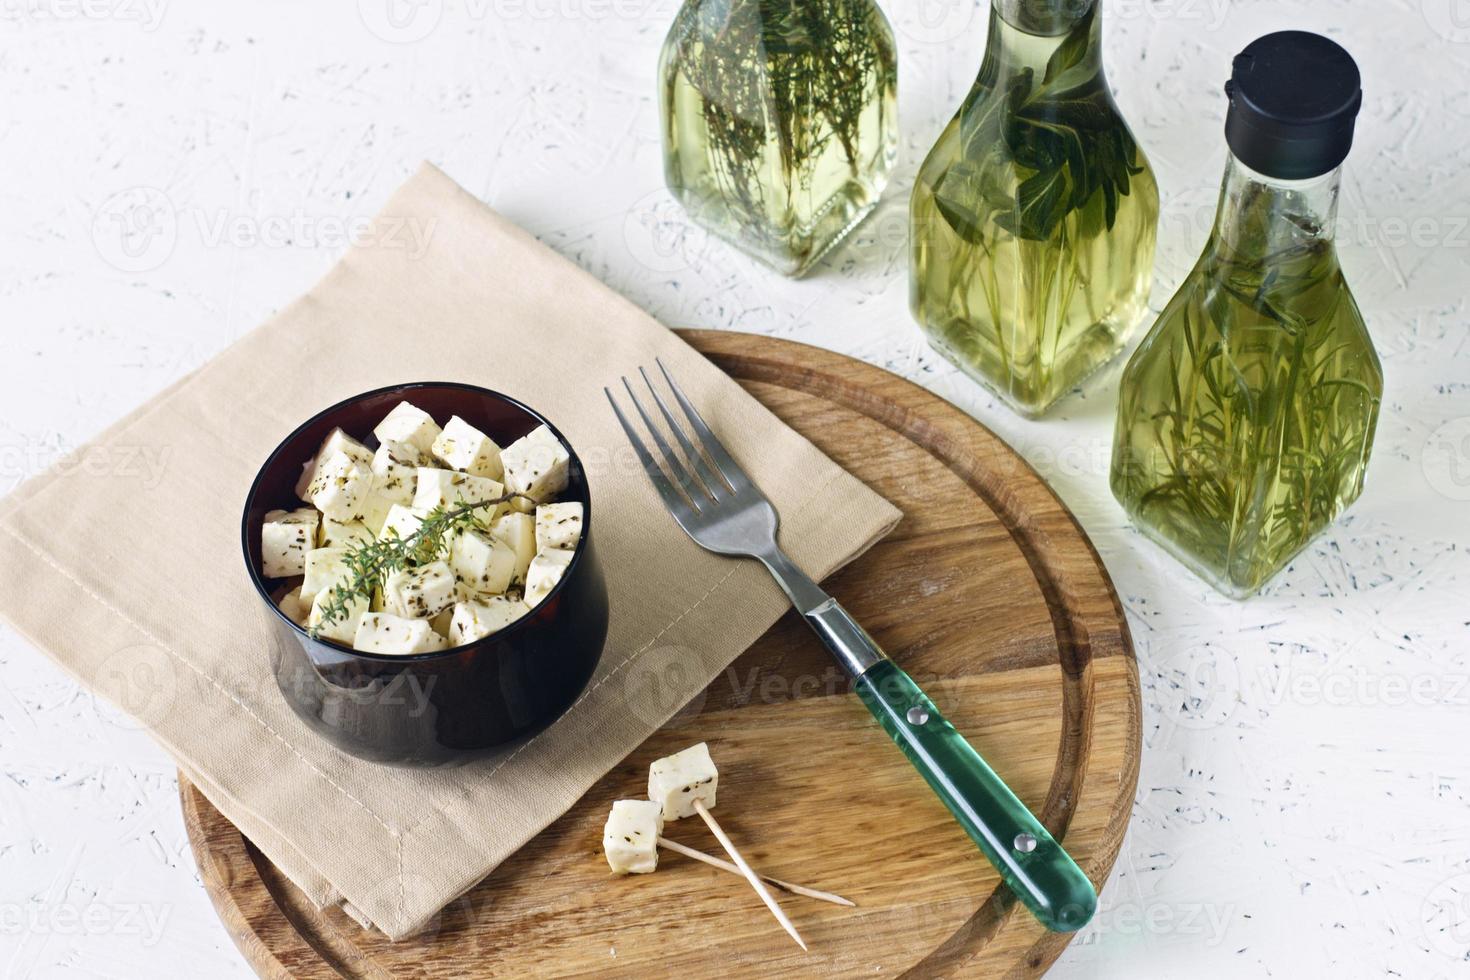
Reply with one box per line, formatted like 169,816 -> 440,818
799,590 -> 1096,932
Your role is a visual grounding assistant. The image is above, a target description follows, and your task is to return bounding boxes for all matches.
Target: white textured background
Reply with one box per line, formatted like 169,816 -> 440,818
2,0 -> 1468,976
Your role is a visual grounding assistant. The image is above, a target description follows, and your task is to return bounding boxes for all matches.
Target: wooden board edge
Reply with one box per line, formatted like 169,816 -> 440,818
180,779 -> 340,978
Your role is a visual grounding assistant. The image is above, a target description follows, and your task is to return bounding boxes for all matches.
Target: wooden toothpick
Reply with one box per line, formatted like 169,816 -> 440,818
657,836 -> 855,908
691,799 -> 807,951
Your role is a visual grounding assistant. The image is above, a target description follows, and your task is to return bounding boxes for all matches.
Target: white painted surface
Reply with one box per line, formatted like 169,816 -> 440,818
1,1 -> 1467,976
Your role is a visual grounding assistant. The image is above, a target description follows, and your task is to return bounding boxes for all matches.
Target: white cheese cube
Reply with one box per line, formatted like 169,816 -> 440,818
372,401 -> 442,457
448,530 -> 518,598
306,450 -> 373,522
647,742 -> 718,820
295,428 -> 372,501
261,508 -> 319,578
307,586 -> 368,645
448,597 -> 529,645
535,502 -> 584,552
276,587 -> 308,626
370,443 -> 419,506
500,424 -> 570,504
319,518 -> 373,550
432,416 -> 504,480
356,492 -> 398,535
487,512 -> 536,587
523,548 -> 575,606
602,800 -> 664,875
412,468 -> 504,515
383,560 -> 457,619
353,612 -> 449,655
377,504 -> 427,543
301,547 -> 351,605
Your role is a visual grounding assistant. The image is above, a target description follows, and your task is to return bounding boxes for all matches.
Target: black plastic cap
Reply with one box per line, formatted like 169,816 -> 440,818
1224,31 -> 1362,180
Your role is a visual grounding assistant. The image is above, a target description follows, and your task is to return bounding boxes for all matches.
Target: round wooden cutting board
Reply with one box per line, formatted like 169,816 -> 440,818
181,330 -> 1141,978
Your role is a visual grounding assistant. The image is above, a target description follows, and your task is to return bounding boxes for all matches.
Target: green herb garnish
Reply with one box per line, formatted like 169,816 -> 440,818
308,494 -> 527,637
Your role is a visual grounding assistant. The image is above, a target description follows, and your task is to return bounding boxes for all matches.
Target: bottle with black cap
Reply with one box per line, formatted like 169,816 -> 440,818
909,0 -> 1160,417
1111,31 -> 1383,599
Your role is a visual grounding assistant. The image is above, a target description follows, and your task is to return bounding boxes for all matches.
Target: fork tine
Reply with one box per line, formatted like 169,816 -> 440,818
621,377 -> 708,507
639,366 -> 727,499
655,358 -> 753,494
605,387 -> 698,519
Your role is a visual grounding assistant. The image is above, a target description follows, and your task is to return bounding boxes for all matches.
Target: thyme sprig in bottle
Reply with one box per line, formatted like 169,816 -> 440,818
1111,32 -> 1382,598
910,0 -> 1159,417
659,0 -> 899,277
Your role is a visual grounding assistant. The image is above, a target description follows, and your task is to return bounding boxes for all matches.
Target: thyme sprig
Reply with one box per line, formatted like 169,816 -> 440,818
667,0 -> 895,252
308,493 -> 529,637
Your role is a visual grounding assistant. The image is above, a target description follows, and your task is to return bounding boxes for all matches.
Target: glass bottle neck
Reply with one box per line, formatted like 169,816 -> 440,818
993,0 -> 1097,37
1210,154 -> 1342,261
980,0 -> 1101,84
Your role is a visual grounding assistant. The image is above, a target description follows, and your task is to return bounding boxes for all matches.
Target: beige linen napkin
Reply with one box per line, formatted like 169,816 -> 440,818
0,163 -> 900,939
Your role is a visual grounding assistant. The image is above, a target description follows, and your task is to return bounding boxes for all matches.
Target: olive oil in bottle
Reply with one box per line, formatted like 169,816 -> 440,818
1111,32 -> 1382,598
659,0 -> 898,277
910,0 -> 1158,417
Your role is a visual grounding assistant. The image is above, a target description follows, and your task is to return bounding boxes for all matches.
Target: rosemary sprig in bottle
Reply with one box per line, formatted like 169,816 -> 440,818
308,493 -> 530,638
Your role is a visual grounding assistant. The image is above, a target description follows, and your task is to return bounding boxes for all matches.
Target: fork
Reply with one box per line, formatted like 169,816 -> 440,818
606,359 -> 1097,933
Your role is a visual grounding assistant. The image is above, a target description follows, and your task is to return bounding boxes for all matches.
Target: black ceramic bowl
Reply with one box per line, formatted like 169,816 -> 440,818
242,382 -> 609,767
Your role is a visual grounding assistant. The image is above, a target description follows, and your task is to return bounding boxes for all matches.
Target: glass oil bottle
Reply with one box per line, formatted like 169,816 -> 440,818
910,0 -> 1159,416
1111,32 -> 1382,598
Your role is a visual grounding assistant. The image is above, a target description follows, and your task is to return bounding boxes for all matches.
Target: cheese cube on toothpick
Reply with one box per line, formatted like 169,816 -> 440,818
383,560 -> 457,620
535,502 -> 583,552
353,612 -> 450,654
648,742 -> 805,951
603,800 -> 664,875
372,401 -> 442,457
648,742 -> 719,820
500,425 -> 570,504
432,416 -> 504,480
523,548 -> 575,606
261,508 -> 319,578
449,530 -> 518,598
449,597 -> 529,644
